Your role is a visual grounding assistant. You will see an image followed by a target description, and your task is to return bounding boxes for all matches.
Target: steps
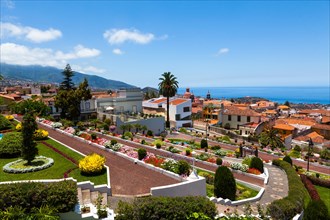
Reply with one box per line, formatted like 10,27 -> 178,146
78,188 -> 108,206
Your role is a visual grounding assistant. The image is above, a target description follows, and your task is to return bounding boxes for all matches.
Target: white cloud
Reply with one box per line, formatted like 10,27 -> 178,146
0,43 -> 102,74
0,22 -> 62,43
103,28 -> 155,45
72,65 -> 106,74
112,48 -> 124,55
216,48 -> 229,56
1,0 -> 15,9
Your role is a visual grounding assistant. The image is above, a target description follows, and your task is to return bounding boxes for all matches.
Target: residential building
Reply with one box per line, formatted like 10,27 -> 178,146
312,124 -> 330,140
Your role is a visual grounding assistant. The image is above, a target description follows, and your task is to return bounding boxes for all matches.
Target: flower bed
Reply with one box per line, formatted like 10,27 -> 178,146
3,156 -> 54,173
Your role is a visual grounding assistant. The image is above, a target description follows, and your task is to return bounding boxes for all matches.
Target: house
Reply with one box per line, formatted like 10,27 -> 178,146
273,123 -> 297,138
219,105 -> 261,129
294,132 -> 325,145
238,122 -> 264,137
143,97 -> 192,129
312,124 -> 330,140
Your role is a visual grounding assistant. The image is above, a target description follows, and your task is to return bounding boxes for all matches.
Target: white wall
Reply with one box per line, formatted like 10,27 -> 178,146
221,115 -> 260,129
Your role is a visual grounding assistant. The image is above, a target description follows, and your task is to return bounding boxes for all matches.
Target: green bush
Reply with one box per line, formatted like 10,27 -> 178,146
303,200 -> 330,220
111,139 -> 117,146
0,114 -> 11,131
214,166 -> 236,200
146,130 -> 153,137
156,143 -> 161,149
268,160 -> 310,220
141,139 -> 146,145
283,155 -> 293,166
0,132 -> 23,158
216,158 -> 223,166
138,148 -> 147,160
250,157 -> 264,173
115,196 -> 217,220
123,131 -> 133,139
320,148 -> 330,160
293,145 -> 301,152
91,133 -> 97,140
0,181 -> 77,213
186,148 -> 191,156
242,156 -> 253,167
198,172 -> 214,184
200,139 -> 208,149
177,160 -> 191,175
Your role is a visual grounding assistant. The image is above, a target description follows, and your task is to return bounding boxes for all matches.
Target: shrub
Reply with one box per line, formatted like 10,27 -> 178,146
186,148 -> 191,156
214,149 -> 227,157
242,156 -> 253,167
177,160 -> 191,175
16,122 -> 22,131
146,130 -> 153,137
268,160 -> 310,220
0,114 -> 11,130
0,180 -> 77,213
161,158 -> 178,173
123,131 -> 133,139
211,145 -> 221,150
230,162 -> 248,172
303,200 -> 330,220
179,127 -> 187,133
153,139 -> 164,147
200,139 -> 208,149
214,166 -> 236,200
91,133 -> 97,140
138,148 -> 147,160
166,146 -> 181,153
320,148 -> 330,160
141,139 -> 146,145
0,132 -> 23,157
195,153 -> 210,161
115,196 -> 217,220
224,123 -> 230,130
293,145 -> 301,152
111,139 -> 117,146
216,158 -> 222,166
199,172 -> 214,184
300,174 -> 320,200
79,153 -> 105,174
34,129 -> 49,140
156,143 -> 161,149
306,175 -> 330,188
283,155 -> 292,166
250,157 -> 264,173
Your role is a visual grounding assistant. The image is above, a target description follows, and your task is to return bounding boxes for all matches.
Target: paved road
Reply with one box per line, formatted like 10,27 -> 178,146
168,132 -> 330,175
37,123 -> 179,196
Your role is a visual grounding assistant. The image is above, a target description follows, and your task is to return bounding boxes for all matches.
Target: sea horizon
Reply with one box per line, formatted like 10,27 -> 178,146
177,86 -> 330,105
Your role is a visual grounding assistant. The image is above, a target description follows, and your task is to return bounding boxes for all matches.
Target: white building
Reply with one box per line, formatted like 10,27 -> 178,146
143,97 -> 192,129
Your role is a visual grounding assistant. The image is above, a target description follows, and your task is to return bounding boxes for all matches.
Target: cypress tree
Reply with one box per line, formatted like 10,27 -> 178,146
21,112 -> 38,164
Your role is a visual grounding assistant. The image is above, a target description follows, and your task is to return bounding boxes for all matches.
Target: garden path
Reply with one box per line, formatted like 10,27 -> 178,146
35,122 -> 180,195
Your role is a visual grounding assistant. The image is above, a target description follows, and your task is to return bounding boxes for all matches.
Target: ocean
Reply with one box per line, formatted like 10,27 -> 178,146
177,87 -> 330,104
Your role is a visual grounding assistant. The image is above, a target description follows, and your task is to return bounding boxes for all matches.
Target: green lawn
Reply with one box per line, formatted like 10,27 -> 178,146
0,138 -> 107,185
315,185 -> 330,213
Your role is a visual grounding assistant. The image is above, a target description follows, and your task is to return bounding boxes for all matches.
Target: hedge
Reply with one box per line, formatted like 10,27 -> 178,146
214,166 -> 236,200
306,175 -> 330,189
0,114 -> 12,131
115,196 -> 217,220
300,174 -> 320,201
268,160 -> 310,220
250,157 -> 264,173
283,155 -> 292,166
303,199 -> 330,220
0,180 -> 77,213
0,132 -> 23,157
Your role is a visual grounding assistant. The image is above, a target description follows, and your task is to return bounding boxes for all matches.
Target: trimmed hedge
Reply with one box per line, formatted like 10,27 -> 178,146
138,148 -> 147,160
0,132 -> 23,158
300,174 -> 320,201
214,166 -> 236,200
306,175 -> 330,189
200,139 -> 208,149
115,196 -> 217,220
0,180 -> 77,213
0,114 -> 12,131
250,157 -> 264,173
177,160 -> 191,175
303,200 -> 330,220
216,158 -> 223,166
268,160 -> 310,220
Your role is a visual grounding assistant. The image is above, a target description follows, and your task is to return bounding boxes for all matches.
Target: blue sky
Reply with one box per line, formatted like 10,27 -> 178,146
0,1 -> 329,88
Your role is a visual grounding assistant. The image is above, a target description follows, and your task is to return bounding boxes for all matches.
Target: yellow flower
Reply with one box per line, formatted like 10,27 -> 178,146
34,129 -> 49,140
79,153 -> 105,174
16,123 -> 22,131
5,115 -> 14,121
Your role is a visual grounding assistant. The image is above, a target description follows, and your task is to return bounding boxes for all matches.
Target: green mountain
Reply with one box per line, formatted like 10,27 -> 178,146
0,63 -> 135,89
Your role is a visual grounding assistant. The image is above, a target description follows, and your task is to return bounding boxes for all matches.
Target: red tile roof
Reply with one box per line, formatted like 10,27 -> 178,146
222,106 -> 261,117
170,98 -> 189,105
312,123 -> 330,131
152,98 -> 167,104
273,124 -> 295,131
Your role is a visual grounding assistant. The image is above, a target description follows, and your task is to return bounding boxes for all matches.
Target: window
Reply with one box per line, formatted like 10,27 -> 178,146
183,107 -> 190,112
85,102 -> 90,110
175,114 -> 181,120
245,130 -> 248,135
247,116 -> 251,122
237,116 -> 241,122
228,115 -> 231,121
132,105 -> 137,113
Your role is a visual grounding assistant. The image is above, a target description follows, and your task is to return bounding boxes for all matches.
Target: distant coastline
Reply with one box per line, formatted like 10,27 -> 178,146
177,86 -> 330,104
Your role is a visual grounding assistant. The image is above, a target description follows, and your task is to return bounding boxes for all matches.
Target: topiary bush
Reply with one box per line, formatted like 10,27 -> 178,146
141,139 -> 146,145
0,114 -> 12,131
214,166 -> 236,200
186,148 -> 191,156
138,148 -> 147,160
156,143 -> 161,149
0,132 -> 23,158
200,139 -> 208,149
123,131 -> 133,139
177,160 -> 191,175
79,153 -> 105,175
283,155 -> 292,166
216,158 -> 222,166
0,180 -> 77,213
115,196 -> 217,220
146,130 -> 153,137
250,157 -> 264,173
303,200 -> 330,220
293,145 -> 301,152
111,139 -> 117,146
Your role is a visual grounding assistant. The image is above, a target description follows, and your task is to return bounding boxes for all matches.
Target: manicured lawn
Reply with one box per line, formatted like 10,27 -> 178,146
0,138 -> 107,185
315,185 -> 330,213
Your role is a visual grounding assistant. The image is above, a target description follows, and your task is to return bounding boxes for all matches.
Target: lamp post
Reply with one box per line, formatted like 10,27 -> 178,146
205,120 -> 209,142
307,138 -> 314,172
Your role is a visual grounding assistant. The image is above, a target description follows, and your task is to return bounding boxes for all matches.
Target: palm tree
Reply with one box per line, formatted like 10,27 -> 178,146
259,128 -> 284,150
119,124 -> 127,134
141,125 -> 148,135
134,124 -> 142,133
158,72 -> 179,129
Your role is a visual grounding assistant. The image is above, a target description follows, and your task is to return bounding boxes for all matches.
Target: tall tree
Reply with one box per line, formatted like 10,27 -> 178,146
21,112 -> 38,164
60,64 -> 75,90
259,127 -> 284,150
158,72 -> 179,128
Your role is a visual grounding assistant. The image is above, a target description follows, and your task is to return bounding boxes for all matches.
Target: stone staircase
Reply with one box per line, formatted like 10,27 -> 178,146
78,187 -> 108,206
